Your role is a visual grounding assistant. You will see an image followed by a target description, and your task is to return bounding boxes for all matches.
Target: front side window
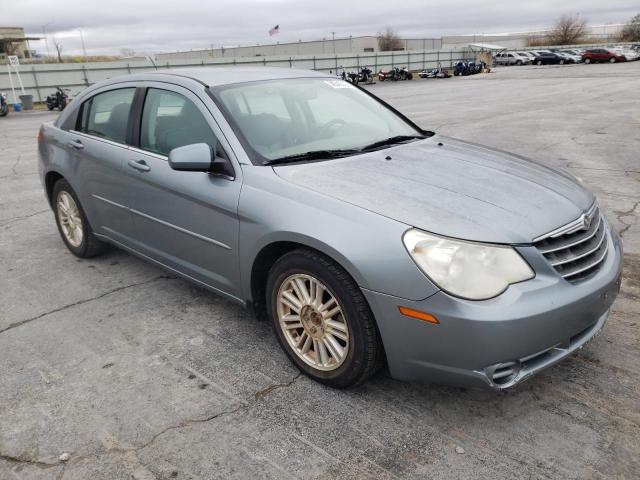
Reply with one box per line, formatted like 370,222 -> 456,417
78,88 -> 135,144
140,89 -> 217,157
212,78 -> 421,163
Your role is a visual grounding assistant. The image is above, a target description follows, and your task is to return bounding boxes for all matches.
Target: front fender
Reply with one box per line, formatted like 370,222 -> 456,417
237,166 -> 439,302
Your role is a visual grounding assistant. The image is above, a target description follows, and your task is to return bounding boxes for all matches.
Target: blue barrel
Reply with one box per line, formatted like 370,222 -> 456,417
13,102 -> 22,112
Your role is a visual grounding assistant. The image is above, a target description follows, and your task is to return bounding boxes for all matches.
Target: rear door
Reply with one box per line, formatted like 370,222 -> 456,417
67,85 -> 137,241
121,83 -> 243,301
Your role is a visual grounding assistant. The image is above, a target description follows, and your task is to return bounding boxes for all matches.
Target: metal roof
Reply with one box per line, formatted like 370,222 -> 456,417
467,43 -> 507,51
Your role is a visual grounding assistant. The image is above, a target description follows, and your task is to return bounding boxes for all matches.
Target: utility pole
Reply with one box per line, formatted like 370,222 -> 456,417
332,31 -> 336,54
77,28 -> 87,61
42,22 -> 53,58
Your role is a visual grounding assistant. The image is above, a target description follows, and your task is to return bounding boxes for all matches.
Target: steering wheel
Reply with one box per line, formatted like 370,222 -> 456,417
319,118 -> 347,136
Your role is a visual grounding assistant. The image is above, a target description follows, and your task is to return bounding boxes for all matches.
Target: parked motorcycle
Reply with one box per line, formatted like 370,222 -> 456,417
377,68 -> 396,81
0,92 -> 8,117
378,66 -> 413,81
358,66 -> 373,84
419,63 -> 451,79
453,60 -> 486,76
46,87 -> 69,111
395,66 -> 413,80
339,68 -> 359,85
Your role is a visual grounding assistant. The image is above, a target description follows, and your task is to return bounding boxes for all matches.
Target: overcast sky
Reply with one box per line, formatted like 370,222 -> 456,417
8,0 -> 638,56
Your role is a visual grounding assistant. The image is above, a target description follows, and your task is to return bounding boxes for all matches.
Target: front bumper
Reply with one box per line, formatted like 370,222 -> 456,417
364,224 -> 623,389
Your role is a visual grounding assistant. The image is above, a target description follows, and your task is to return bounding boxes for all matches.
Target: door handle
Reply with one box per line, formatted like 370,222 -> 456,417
128,159 -> 150,172
68,139 -> 84,150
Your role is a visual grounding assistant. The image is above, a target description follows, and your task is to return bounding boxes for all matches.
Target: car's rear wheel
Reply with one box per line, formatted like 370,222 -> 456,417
537,60 -> 542,65
585,58 -> 591,64
266,248 -> 383,388
52,179 -> 106,258
559,59 -> 565,64
609,57 -> 616,63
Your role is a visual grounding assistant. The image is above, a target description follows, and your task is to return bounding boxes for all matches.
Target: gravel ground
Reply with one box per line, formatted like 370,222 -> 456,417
1,61 -> 638,479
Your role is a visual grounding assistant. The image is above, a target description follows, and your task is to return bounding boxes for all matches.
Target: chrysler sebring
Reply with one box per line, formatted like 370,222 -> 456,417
38,67 -> 623,389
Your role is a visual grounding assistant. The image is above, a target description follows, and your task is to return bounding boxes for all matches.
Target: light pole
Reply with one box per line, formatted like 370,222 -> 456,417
77,28 -> 87,61
332,31 -> 336,54
42,22 -> 53,58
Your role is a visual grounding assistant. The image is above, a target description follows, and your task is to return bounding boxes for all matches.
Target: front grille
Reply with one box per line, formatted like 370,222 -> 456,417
534,205 -> 608,283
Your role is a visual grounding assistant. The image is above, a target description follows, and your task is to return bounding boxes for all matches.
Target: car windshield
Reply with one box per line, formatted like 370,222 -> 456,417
211,78 -> 424,163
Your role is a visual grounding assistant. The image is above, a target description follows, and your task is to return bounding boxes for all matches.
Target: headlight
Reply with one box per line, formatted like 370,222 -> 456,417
403,229 -> 534,300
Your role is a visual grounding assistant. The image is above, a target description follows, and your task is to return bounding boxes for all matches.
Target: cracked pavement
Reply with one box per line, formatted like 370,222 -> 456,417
1,62 -> 639,479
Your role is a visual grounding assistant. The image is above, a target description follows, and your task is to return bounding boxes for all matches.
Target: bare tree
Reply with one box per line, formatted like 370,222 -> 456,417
120,48 -> 137,57
377,27 -> 404,51
619,13 -> 640,41
53,38 -> 64,63
547,15 -> 587,45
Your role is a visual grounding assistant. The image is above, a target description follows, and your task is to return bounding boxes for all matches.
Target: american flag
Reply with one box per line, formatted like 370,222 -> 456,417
269,25 -> 280,36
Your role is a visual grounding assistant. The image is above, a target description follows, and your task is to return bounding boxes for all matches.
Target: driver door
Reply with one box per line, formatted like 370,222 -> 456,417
122,83 -> 243,301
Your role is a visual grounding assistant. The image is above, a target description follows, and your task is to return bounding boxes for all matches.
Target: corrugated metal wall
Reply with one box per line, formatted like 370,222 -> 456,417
0,48 -> 470,103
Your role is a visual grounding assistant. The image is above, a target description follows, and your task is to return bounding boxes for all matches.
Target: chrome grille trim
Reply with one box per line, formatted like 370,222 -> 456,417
538,214 -> 601,254
533,202 -> 598,242
560,241 -> 609,279
549,221 -> 606,266
533,203 -> 609,282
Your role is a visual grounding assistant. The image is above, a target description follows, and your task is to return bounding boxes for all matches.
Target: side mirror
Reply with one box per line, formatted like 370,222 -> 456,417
168,143 -> 213,171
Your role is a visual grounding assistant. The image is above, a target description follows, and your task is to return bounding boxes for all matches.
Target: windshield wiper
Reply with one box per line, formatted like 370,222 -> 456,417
264,149 -> 360,165
359,134 -> 426,152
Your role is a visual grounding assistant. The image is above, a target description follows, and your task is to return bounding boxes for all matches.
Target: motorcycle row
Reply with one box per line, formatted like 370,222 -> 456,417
0,86 -> 69,118
337,59 -> 487,85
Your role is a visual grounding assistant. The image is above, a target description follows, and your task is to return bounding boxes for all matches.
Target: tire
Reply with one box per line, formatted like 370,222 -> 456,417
559,59 -> 565,65
52,178 -> 106,258
609,57 -> 616,63
0,105 -> 7,117
537,60 -> 542,65
585,58 -> 591,64
266,248 -> 383,388
516,60 -> 522,66
47,104 -> 54,110
407,72 -> 413,80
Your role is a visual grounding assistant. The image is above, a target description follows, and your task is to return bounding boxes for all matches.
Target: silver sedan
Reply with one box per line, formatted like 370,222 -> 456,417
38,67 -> 623,389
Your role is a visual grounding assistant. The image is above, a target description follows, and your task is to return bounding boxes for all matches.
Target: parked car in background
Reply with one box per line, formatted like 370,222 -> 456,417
610,46 -> 639,61
561,48 -> 586,57
494,52 -> 530,65
37,67 -> 623,390
582,48 -> 626,63
515,51 -> 538,63
531,51 -> 567,65
553,50 -> 583,63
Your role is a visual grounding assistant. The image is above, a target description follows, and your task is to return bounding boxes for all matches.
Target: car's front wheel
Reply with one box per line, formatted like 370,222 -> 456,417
584,57 -> 591,64
609,57 -> 616,63
52,179 -> 106,258
266,249 -> 383,388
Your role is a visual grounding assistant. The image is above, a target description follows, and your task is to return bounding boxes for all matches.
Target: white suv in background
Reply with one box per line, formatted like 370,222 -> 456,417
494,52 -> 531,65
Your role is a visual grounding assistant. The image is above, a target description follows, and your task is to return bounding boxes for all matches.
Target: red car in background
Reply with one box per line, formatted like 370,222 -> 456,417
582,48 -> 626,64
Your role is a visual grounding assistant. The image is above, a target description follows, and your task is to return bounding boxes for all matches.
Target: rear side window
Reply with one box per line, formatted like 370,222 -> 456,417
77,88 -> 135,144
140,88 -> 217,156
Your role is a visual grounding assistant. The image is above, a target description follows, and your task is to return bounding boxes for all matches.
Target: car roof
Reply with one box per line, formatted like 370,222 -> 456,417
145,66 -> 331,87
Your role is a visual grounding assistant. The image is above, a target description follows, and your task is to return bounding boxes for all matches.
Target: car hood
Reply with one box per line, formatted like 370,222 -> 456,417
273,136 -> 594,244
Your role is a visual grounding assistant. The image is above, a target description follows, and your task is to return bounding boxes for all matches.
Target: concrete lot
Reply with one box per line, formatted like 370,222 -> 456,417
1,62 -> 638,479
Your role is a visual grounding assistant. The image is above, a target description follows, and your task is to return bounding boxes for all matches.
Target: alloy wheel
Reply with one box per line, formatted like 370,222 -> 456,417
57,191 -> 84,247
276,273 -> 349,371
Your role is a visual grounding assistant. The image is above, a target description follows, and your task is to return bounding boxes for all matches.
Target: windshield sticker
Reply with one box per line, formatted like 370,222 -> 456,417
324,79 -> 352,89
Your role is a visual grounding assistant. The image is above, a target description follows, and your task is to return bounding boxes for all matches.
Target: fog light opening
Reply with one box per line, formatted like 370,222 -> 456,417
487,361 -> 521,386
